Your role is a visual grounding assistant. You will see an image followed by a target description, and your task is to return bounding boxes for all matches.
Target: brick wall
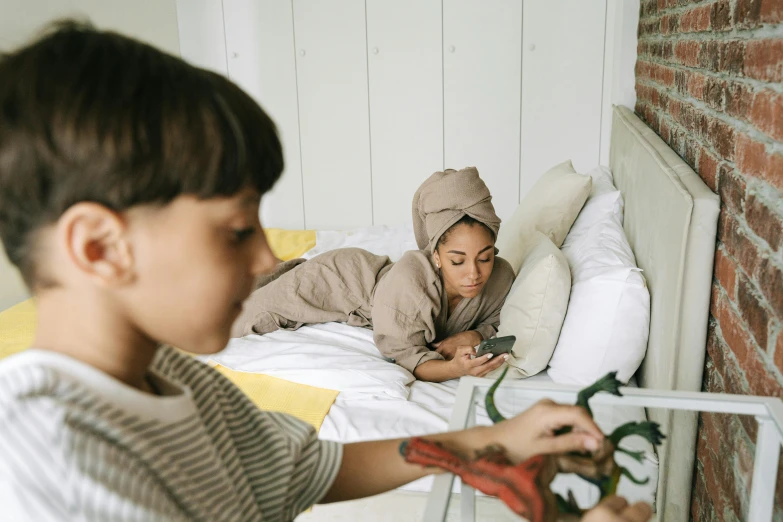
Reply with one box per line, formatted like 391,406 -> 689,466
634,0 -> 783,520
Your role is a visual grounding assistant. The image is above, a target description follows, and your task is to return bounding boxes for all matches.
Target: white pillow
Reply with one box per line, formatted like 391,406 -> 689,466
497,160 -> 592,273
488,232 -> 571,379
547,168 -> 650,385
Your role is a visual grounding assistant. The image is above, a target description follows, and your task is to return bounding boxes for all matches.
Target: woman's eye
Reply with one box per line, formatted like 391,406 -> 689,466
450,261 -> 464,266
232,227 -> 256,243
479,258 -> 491,263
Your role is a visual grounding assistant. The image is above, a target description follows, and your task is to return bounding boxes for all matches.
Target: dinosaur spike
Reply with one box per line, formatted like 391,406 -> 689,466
616,446 -> 646,463
485,366 -> 509,424
620,467 -> 650,486
575,372 -> 623,417
556,491 -> 583,515
609,421 -> 666,447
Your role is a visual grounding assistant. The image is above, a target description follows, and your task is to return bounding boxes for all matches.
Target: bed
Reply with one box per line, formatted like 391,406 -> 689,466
208,106 -> 720,521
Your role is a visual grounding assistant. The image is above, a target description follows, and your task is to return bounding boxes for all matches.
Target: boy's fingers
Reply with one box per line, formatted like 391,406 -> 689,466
597,495 -> 629,513
543,404 -> 604,440
540,432 -> 601,455
622,502 -> 653,521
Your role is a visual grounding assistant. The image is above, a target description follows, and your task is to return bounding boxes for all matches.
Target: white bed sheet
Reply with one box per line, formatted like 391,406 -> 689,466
212,225 -> 658,508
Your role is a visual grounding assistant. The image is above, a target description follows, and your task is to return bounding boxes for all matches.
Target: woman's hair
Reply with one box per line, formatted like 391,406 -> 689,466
0,21 -> 284,286
435,215 -> 495,251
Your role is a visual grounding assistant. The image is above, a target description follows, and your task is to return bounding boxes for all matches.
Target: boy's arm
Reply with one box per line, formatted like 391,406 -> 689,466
321,427 -> 491,502
320,399 -> 605,503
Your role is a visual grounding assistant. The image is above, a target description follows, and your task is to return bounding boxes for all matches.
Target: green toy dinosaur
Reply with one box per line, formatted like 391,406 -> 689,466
485,367 -> 665,516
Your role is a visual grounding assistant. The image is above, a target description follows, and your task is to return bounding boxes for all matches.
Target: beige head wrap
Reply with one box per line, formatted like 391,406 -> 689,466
412,166 -> 501,253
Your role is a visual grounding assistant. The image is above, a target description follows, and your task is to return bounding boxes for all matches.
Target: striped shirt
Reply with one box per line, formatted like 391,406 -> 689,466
0,346 -> 343,521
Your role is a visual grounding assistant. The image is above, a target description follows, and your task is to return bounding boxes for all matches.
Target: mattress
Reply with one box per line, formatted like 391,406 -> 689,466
211,224 -> 658,513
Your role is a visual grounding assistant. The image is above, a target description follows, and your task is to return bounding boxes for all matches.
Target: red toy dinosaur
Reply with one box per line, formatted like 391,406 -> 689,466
399,370 -> 665,520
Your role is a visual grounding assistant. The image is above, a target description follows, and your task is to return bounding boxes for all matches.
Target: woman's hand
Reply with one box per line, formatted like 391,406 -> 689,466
449,345 -> 506,377
433,331 -> 483,360
581,496 -> 653,521
489,398 -> 605,463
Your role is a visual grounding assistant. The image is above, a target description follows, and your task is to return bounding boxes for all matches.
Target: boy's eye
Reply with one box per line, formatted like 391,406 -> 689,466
232,227 -> 256,243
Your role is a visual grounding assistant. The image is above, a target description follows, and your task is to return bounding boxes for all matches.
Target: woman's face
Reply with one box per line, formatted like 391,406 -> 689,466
433,223 -> 495,299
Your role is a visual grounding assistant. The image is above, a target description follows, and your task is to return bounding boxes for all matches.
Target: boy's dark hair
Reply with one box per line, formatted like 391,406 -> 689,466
0,21 -> 284,288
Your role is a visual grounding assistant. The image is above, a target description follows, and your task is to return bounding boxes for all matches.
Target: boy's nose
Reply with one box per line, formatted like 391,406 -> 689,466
251,236 -> 278,277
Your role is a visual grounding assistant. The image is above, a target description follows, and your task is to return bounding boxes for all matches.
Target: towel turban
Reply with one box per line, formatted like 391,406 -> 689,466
412,166 -> 501,253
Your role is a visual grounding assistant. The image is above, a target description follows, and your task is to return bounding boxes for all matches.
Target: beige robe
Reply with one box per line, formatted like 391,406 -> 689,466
232,248 -> 515,373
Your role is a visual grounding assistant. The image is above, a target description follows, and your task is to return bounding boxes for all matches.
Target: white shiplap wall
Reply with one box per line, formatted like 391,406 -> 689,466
177,0 -> 639,231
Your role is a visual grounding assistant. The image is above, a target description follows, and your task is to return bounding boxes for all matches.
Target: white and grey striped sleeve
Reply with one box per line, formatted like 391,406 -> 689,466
199,362 -> 344,520
0,396 -> 72,521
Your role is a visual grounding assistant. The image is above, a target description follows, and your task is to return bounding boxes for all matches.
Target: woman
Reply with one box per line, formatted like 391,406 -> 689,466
232,167 -> 515,382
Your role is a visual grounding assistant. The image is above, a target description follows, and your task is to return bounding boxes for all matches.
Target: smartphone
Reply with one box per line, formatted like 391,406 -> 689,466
475,335 -> 516,358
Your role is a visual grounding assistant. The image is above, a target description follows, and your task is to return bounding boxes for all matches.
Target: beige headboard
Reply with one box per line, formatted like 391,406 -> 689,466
609,106 -> 719,521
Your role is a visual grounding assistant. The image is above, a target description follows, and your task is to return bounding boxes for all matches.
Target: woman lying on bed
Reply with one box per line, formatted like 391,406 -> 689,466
231,167 -> 515,382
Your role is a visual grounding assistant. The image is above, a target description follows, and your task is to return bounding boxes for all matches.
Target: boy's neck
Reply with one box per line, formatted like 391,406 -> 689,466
32,290 -> 159,391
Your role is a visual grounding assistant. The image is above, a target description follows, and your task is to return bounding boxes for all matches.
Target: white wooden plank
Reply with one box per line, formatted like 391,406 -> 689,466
520,0 -> 607,198
443,0 -> 522,221
293,0 -> 372,229
223,0 -> 305,230
600,0 -> 641,165
175,0 -> 227,75
366,0 -> 443,226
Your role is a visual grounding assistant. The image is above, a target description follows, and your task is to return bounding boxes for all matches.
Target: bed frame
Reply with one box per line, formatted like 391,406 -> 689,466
297,106 -> 719,521
609,105 -> 719,521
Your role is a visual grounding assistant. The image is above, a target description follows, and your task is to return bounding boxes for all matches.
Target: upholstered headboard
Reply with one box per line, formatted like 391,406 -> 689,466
609,106 -> 719,521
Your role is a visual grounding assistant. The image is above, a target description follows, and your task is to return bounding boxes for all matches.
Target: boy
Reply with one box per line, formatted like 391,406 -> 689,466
0,22 -> 650,521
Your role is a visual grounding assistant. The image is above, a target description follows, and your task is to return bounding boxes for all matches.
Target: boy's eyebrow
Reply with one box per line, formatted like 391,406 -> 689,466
447,245 -> 493,255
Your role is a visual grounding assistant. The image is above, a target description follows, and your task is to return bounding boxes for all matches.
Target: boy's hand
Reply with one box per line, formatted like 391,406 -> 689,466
581,496 -> 653,521
433,330 -> 483,360
490,399 -> 604,462
449,345 -> 506,377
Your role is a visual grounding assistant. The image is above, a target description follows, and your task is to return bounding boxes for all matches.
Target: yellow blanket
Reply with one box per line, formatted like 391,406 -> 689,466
212,363 -> 338,431
0,229 -> 336,430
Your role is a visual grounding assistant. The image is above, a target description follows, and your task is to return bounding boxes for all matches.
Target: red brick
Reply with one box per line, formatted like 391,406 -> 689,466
776,461 -> 783,519
661,13 -> 679,34
735,0 -> 765,27
702,76 -> 724,110
715,247 -> 739,300
736,133 -> 783,193
680,3 -> 713,31
724,81 -> 753,120
699,148 -> 720,191
712,0 -> 733,30
706,117 -> 736,160
659,118 -> 671,143
639,18 -> 660,36
721,215 -> 762,277
776,332 -> 783,374
749,89 -> 783,143
735,0 -> 783,26
737,275 -> 771,348
722,40 -> 748,75
760,0 -> 783,22
746,194 -> 783,252
757,257 -> 783,316
675,40 -> 701,67
719,167 -> 746,215
745,39 -> 783,83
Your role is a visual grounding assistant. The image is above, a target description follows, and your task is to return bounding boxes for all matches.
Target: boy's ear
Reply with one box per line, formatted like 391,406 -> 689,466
58,202 -> 135,286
